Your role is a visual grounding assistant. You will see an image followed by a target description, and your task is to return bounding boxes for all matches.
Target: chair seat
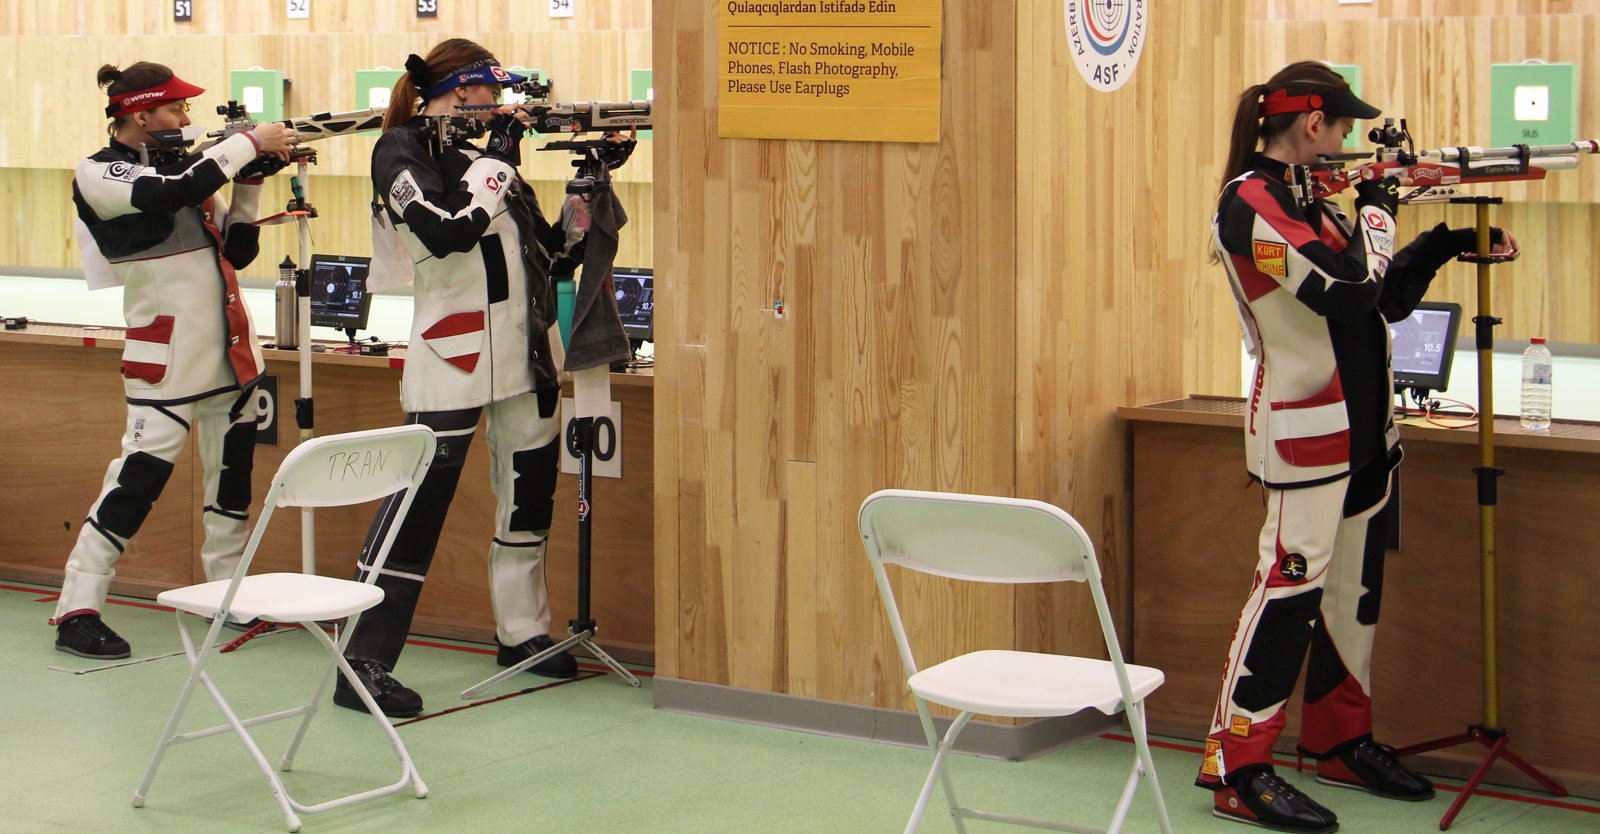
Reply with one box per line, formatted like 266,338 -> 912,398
908,649 -> 1164,718
157,573 -> 385,623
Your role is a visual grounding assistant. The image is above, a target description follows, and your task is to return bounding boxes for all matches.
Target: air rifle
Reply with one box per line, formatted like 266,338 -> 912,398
446,78 -> 652,195
140,102 -> 384,167
1289,117 -> 1600,207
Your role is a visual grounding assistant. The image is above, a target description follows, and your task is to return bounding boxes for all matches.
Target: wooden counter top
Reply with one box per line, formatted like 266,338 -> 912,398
0,320 -> 654,385
1119,395 -> 1600,455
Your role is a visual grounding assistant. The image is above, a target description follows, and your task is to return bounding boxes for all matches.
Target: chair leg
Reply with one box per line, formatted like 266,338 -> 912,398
1106,758 -> 1142,834
306,624 -> 428,799
912,697 -> 969,834
195,664 -> 305,832
1127,700 -> 1174,834
905,707 -> 973,834
279,623 -> 340,772
134,610 -> 209,808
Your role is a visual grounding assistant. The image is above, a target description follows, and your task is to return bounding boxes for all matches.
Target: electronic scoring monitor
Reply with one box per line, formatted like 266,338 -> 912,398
612,267 -> 654,343
1389,301 -> 1463,394
308,254 -> 374,334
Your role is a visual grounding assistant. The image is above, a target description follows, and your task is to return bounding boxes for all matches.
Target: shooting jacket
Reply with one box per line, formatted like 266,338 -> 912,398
72,133 -> 267,405
1214,155 -> 1470,489
373,118 -> 580,413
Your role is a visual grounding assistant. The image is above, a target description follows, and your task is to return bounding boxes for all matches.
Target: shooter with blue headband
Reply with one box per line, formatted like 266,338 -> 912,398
337,39 -> 594,716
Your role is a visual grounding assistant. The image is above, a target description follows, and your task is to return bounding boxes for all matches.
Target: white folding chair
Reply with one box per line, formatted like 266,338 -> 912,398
858,489 -> 1174,834
133,425 -> 437,832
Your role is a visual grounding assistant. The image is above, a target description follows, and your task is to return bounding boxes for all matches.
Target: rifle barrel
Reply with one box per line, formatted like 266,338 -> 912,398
1422,141 -> 1600,163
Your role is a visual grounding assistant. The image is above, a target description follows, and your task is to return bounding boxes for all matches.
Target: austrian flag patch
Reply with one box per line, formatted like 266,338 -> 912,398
1253,240 -> 1288,278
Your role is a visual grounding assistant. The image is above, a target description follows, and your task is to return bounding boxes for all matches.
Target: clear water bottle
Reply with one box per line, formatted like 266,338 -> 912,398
1520,337 -> 1552,430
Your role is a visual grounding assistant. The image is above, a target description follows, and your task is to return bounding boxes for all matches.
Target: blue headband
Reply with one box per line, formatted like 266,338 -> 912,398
420,60 -> 525,100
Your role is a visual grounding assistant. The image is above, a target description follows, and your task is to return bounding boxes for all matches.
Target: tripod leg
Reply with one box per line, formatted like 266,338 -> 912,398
1497,744 -> 1569,797
579,638 -> 641,687
460,629 -> 590,699
1396,732 -> 1477,758
1440,736 -> 1507,831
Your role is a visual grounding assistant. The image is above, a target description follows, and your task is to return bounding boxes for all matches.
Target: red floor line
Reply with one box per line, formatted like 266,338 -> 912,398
393,670 -> 607,726
1097,733 -> 1600,815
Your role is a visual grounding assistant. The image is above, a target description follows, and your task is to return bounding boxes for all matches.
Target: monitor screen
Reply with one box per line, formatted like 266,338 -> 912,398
613,268 -> 653,342
308,254 -> 373,332
1390,301 -> 1462,393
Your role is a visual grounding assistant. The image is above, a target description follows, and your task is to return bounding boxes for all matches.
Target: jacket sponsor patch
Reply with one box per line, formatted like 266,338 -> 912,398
1361,208 -> 1395,255
1252,240 -> 1288,278
1229,715 -> 1252,736
1203,738 -> 1224,777
103,161 -> 144,183
390,171 -> 420,211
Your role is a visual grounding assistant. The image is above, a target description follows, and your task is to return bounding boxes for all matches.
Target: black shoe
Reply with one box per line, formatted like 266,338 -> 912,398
1317,739 -> 1435,801
333,659 -> 423,718
1214,769 -> 1339,834
55,614 -> 131,659
497,635 -> 578,679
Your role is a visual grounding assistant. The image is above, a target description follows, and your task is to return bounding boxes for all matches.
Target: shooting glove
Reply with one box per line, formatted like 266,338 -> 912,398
598,137 -> 636,171
484,114 -> 527,166
236,156 -> 290,182
1448,226 -> 1508,255
1354,176 -> 1401,217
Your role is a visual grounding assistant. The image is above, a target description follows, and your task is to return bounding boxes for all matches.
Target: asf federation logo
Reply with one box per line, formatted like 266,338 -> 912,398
1065,0 -> 1147,93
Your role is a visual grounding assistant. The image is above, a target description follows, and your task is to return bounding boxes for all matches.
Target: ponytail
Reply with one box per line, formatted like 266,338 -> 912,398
1220,84 -> 1270,193
382,73 -> 419,133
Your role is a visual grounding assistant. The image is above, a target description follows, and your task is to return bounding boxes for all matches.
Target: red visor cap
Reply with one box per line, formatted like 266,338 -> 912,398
106,76 -> 206,118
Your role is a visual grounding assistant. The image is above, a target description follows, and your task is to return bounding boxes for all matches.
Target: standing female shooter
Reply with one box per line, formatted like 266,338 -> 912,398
56,62 -> 294,659
336,39 -> 614,717
1200,61 -> 1518,833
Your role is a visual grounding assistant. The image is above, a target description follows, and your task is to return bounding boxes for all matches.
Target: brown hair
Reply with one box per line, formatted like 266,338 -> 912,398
1220,61 -> 1355,192
99,62 -> 175,137
382,38 -> 499,132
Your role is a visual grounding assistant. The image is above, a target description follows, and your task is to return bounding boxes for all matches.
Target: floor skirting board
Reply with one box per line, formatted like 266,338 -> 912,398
653,676 -> 1121,762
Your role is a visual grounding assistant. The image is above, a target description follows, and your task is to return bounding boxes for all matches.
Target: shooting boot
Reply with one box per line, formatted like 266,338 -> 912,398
1213,768 -> 1339,834
497,634 -> 577,679
55,614 -> 131,659
1316,738 -> 1435,801
334,659 -> 423,718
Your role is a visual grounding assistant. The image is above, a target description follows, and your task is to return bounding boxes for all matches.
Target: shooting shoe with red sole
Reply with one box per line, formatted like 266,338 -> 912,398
1214,769 -> 1339,834
1316,739 -> 1435,801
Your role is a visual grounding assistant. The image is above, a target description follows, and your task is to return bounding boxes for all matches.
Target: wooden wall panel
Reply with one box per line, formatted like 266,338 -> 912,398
1250,0 -> 1600,21
1012,2 -> 1251,657
656,0 -> 1249,718
1,0 -> 649,38
655,0 -> 1023,713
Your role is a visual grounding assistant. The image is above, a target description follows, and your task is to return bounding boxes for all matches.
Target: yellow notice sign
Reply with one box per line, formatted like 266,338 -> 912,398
719,0 -> 942,143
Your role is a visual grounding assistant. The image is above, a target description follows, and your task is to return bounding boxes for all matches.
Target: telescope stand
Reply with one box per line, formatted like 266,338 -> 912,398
462,415 -> 639,699
1393,196 -> 1567,830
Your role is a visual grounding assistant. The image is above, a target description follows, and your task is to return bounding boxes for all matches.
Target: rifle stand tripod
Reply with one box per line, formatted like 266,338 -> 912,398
462,415 -> 640,698
1393,195 -> 1567,830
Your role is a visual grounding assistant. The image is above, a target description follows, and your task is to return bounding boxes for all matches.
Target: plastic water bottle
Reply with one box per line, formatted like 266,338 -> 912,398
1520,338 -> 1553,430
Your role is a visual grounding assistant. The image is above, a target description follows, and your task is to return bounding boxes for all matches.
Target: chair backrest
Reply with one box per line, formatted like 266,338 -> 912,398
272,425 -> 438,508
858,489 -> 1136,704
859,489 -> 1092,584
218,426 -> 436,616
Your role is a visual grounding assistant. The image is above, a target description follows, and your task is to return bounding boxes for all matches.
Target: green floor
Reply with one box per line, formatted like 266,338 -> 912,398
5,582 -> 1598,834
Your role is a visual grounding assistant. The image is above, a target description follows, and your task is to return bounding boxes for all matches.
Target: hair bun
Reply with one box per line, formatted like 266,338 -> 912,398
404,54 -> 433,89
97,64 -> 122,89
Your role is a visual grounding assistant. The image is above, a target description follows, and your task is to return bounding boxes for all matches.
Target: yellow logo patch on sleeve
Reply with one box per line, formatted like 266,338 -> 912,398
1202,739 -> 1222,776
1253,241 -> 1288,278
1229,715 -> 1252,737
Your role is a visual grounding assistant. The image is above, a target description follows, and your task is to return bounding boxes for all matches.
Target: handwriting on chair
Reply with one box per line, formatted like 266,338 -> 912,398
325,449 -> 394,481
